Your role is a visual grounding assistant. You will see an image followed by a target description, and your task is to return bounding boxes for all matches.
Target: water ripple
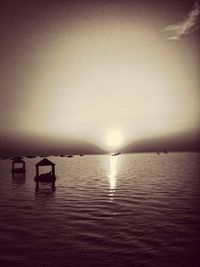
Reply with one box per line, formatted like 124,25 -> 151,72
0,153 -> 200,266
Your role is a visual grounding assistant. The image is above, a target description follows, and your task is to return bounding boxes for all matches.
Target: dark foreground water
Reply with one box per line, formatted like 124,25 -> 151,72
0,153 -> 200,267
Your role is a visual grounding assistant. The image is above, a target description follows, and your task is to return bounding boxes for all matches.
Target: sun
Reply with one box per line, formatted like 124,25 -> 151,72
106,129 -> 123,149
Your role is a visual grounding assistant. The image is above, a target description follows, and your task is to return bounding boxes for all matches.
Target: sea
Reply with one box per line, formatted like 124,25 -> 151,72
0,152 -> 200,267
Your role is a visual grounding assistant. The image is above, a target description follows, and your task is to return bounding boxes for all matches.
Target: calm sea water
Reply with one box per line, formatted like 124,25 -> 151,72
0,153 -> 200,267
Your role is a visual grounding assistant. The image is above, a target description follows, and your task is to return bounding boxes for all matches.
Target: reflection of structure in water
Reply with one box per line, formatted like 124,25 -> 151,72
35,158 -> 56,190
35,186 -> 56,201
12,172 -> 26,185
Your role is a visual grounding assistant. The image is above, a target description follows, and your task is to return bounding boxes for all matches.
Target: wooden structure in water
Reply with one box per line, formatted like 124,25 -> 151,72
35,158 -> 56,189
11,158 -> 26,173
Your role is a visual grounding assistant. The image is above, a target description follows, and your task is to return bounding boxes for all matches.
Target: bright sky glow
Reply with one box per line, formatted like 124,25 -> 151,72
1,1 -> 199,153
106,129 -> 123,149
20,20 -> 198,150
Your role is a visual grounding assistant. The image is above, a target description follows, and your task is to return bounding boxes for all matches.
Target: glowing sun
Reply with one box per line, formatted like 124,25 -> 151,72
106,129 -> 123,149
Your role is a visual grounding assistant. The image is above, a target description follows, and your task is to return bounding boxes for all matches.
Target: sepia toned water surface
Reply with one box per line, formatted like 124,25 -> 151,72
0,153 -> 200,267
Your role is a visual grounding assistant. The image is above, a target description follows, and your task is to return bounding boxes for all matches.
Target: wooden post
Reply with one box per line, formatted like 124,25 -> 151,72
35,182 -> 39,191
12,162 -> 14,172
52,180 -> 55,190
36,166 -> 39,176
52,165 -> 55,176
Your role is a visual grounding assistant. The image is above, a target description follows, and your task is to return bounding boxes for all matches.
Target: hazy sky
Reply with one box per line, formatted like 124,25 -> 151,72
0,0 -> 199,151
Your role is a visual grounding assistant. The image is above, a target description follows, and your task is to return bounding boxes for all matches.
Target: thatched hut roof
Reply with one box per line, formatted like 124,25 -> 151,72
35,158 -> 55,167
12,157 -> 25,164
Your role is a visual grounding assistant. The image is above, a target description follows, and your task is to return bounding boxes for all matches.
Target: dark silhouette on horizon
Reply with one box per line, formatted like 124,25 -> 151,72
122,130 -> 200,153
12,173 -> 26,186
0,135 -> 106,157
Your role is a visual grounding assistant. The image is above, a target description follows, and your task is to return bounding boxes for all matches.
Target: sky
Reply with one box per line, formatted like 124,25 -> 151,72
0,0 -> 199,153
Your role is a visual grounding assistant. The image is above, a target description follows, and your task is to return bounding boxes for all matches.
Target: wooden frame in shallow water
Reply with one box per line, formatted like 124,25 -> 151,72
11,158 -> 26,173
35,158 -> 56,190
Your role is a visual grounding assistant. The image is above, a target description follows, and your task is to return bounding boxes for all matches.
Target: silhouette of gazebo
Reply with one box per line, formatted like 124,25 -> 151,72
35,158 -> 56,189
35,158 -> 55,177
12,158 -> 26,173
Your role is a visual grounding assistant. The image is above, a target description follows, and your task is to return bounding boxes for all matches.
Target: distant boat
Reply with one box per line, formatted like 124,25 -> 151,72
80,154 -> 84,156
67,155 -> 73,158
111,152 -> 121,156
60,155 -> 65,157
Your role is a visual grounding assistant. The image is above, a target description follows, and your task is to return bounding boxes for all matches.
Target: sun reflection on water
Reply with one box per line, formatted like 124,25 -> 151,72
108,156 -> 117,201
